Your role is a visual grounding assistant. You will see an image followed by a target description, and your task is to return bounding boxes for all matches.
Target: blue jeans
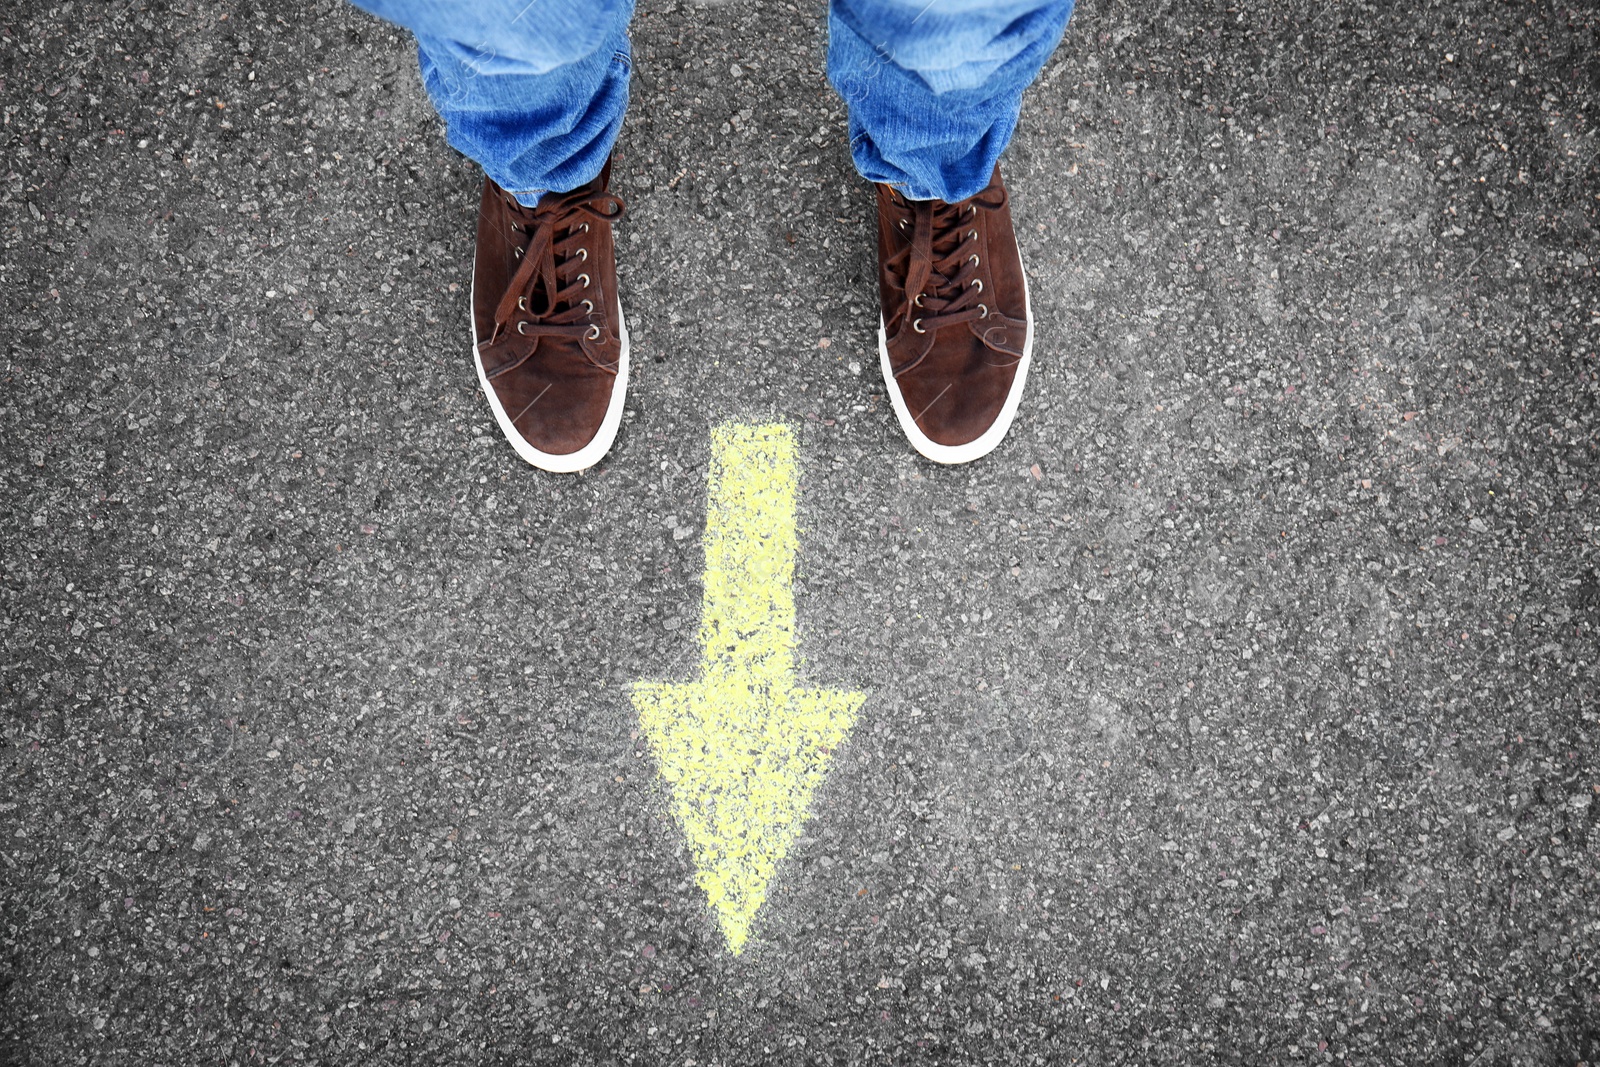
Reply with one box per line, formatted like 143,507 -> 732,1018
351,0 -> 1074,205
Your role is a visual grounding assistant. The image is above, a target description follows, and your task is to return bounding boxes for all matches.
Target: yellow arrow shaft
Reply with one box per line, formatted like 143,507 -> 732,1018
699,423 -> 799,688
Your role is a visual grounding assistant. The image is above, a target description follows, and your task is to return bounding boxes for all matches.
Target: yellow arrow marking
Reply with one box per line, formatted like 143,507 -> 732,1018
631,421 -> 865,954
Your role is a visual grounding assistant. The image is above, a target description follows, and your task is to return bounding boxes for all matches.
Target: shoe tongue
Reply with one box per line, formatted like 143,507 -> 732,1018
526,285 -> 557,317
925,206 -> 974,288
519,209 -> 578,315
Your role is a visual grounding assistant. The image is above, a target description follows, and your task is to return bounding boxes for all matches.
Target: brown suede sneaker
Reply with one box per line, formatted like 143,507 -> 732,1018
472,162 -> 628,472
875,166 -> 1033,464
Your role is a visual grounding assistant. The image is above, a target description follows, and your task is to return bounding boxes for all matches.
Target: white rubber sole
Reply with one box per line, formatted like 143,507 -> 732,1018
878,251 -> 1033,465
469,278 -> 629,474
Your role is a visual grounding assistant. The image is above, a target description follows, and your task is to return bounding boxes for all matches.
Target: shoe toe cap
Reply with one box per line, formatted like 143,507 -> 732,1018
894,345 -> 1020,448
484,353 -> 616,458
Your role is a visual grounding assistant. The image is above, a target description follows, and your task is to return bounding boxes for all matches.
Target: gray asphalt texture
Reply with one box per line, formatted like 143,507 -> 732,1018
3,0 -> 1598,1063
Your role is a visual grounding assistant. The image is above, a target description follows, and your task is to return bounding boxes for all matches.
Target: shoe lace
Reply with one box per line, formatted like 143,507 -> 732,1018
486,184 -> 626,375
883,181 -> 1009,371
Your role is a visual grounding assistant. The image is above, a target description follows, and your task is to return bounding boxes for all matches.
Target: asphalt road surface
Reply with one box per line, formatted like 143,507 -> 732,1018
2,0 -> 1597,1063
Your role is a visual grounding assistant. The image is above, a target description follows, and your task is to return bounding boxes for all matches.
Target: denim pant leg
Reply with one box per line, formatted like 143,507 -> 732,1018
827,0 -> 1075,203
350,0 -> 635,204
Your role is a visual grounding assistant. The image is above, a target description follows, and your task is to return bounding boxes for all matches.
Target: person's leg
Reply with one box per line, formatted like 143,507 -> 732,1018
828,0 -> 1074,464
828,0 -> 1074,203
351,0 -> 635,202
349,0 -> 637,472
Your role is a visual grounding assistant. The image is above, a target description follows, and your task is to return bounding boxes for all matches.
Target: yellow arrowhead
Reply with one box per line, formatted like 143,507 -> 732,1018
631,421 -> 865,954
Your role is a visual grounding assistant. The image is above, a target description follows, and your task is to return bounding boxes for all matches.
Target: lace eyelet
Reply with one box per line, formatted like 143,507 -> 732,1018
579,273 -> 590,288
517,321 -> 531,335
581,223 -> 590,233
969,254 -> 980,266
971,279 -> 983,292
897,219 -> 907,231
978,303 -> 989,318
912,318 -> 926,334
517,296 -> 528,311
586,324 -> 602,341
582,299 -> 595,314
913,293 -> 924,308
968,229 -> 977,240
513,247 -> 523,258
576,248 -> 588,261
